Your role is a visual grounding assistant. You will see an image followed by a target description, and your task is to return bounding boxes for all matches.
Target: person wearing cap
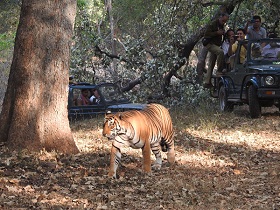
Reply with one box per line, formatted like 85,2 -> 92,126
251,43 -> 262,59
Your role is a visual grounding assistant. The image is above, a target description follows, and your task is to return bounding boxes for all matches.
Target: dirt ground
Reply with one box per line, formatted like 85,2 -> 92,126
0,106 -> 280,209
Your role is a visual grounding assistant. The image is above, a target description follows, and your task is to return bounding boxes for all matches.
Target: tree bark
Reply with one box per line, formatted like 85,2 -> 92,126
106,0 -> 118,79
0,0 -> 79,154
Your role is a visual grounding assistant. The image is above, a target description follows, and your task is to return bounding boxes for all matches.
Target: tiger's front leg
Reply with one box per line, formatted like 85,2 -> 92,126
142,142 -> 152,173
109,145 -> 121,178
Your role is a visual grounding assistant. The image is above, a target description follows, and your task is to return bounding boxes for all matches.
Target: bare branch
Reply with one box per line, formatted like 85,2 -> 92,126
95,45 -> 127,61
120,77 -> 143,92
202,1 -> 227,7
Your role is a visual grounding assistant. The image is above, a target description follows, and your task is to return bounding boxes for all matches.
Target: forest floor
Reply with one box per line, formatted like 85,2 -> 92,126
0,105 -> 280,209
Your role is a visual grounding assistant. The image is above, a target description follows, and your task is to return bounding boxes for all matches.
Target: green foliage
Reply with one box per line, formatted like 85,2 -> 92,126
70,0 -> 106,83
77,0 -> 87,9
113,0 -> 157,28
0,32 -> 16,52
104,1 -> 217,103
164,65 -> 218,109
0,0 -> 20,90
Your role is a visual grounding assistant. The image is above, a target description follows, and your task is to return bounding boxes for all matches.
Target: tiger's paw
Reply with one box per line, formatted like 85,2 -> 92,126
108,171 -> 119,179
108,174 -> 120,179
152,163 -> 162,171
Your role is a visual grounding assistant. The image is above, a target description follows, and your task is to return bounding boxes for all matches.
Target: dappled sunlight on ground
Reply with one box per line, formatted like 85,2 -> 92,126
188,128 -> 280,152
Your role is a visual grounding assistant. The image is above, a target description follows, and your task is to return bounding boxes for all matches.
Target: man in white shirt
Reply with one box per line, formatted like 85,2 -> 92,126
262,42 -> 280,59
221,29 -> 235,68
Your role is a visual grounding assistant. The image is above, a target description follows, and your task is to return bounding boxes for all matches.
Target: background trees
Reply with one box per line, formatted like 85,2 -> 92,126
0,0 -> 21,108
70,0 -> 280,104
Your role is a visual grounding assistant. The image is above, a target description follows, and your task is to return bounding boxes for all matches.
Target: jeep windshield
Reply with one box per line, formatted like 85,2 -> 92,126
249,38 -> 280,64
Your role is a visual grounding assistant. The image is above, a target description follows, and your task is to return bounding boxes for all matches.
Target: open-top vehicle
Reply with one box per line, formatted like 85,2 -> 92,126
68,82 -> 146,119
211,38 -> 280,118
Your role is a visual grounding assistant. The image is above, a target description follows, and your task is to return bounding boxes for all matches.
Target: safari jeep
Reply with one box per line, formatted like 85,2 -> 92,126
68,82 -> 146,120
211,38 -> 280,118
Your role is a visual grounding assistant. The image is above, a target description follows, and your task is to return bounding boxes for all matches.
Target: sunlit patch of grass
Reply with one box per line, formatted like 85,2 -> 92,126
171,105 -> 225,132
170,104 -> 280,153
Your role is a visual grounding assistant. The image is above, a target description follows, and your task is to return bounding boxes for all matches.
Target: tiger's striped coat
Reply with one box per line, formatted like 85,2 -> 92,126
102,103 -> 175,178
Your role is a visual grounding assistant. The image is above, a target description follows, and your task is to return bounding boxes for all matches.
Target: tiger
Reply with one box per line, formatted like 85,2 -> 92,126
102,103 -> 175,178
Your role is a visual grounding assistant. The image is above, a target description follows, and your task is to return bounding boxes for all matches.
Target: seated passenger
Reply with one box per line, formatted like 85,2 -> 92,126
77,89 -> 90,106
228,28 -> 247,64
89,88 -> 100,104
262,41 -> 280,59
251,43 -> 262,59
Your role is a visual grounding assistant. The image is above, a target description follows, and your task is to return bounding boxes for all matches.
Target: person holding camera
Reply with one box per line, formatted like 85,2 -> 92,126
203,13 -> 229,88
245,15 -> 267,40
228,28 -> 247,66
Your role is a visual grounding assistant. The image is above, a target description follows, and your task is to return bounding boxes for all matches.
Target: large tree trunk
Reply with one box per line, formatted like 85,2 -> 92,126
0,0 -> 79,154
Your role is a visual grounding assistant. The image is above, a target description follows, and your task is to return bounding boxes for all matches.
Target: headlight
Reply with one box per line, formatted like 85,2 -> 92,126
265,76 -> 275,85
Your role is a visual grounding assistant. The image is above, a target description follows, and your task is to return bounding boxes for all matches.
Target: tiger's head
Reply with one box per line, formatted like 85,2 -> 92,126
103,113 -> 126,140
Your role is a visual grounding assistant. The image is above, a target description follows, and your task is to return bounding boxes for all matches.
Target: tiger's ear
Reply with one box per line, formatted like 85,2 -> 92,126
105,111 -> 112,119
105,110 -> 111,116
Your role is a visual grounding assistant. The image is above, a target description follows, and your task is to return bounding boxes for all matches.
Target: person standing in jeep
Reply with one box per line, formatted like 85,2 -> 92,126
244,15 -> 267,40
203,13 -> 229,88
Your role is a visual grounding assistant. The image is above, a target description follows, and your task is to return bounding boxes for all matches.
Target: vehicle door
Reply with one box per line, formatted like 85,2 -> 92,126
228,40 -> 248,98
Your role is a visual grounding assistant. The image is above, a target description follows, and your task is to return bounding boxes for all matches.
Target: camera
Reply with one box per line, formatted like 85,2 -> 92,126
250,19 -> 255,23
233,35 -> 239,41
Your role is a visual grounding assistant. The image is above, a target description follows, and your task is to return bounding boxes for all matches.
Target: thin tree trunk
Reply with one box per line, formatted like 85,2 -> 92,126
0,0 -> 79,154
106,0 -> 118,79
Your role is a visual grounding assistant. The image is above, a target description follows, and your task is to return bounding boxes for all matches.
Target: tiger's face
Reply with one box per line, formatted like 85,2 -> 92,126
103,115 -> 116,140
103,114 -> 121,140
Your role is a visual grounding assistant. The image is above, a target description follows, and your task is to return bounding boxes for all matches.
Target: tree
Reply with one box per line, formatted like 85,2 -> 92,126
87,0 -> 280,98
93,1 -> 242,95
0,0 -> 79,154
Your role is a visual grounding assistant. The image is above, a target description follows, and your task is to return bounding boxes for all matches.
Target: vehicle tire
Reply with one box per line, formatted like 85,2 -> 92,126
219,85 -> 234,112
248,85 -> 261,118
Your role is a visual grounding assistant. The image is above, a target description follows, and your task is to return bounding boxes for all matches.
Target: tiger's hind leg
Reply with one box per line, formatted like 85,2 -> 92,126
160,138 -> 175,165
109,145 -> 121,179
151,143 -> 162,170
167,140 -> 175,165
